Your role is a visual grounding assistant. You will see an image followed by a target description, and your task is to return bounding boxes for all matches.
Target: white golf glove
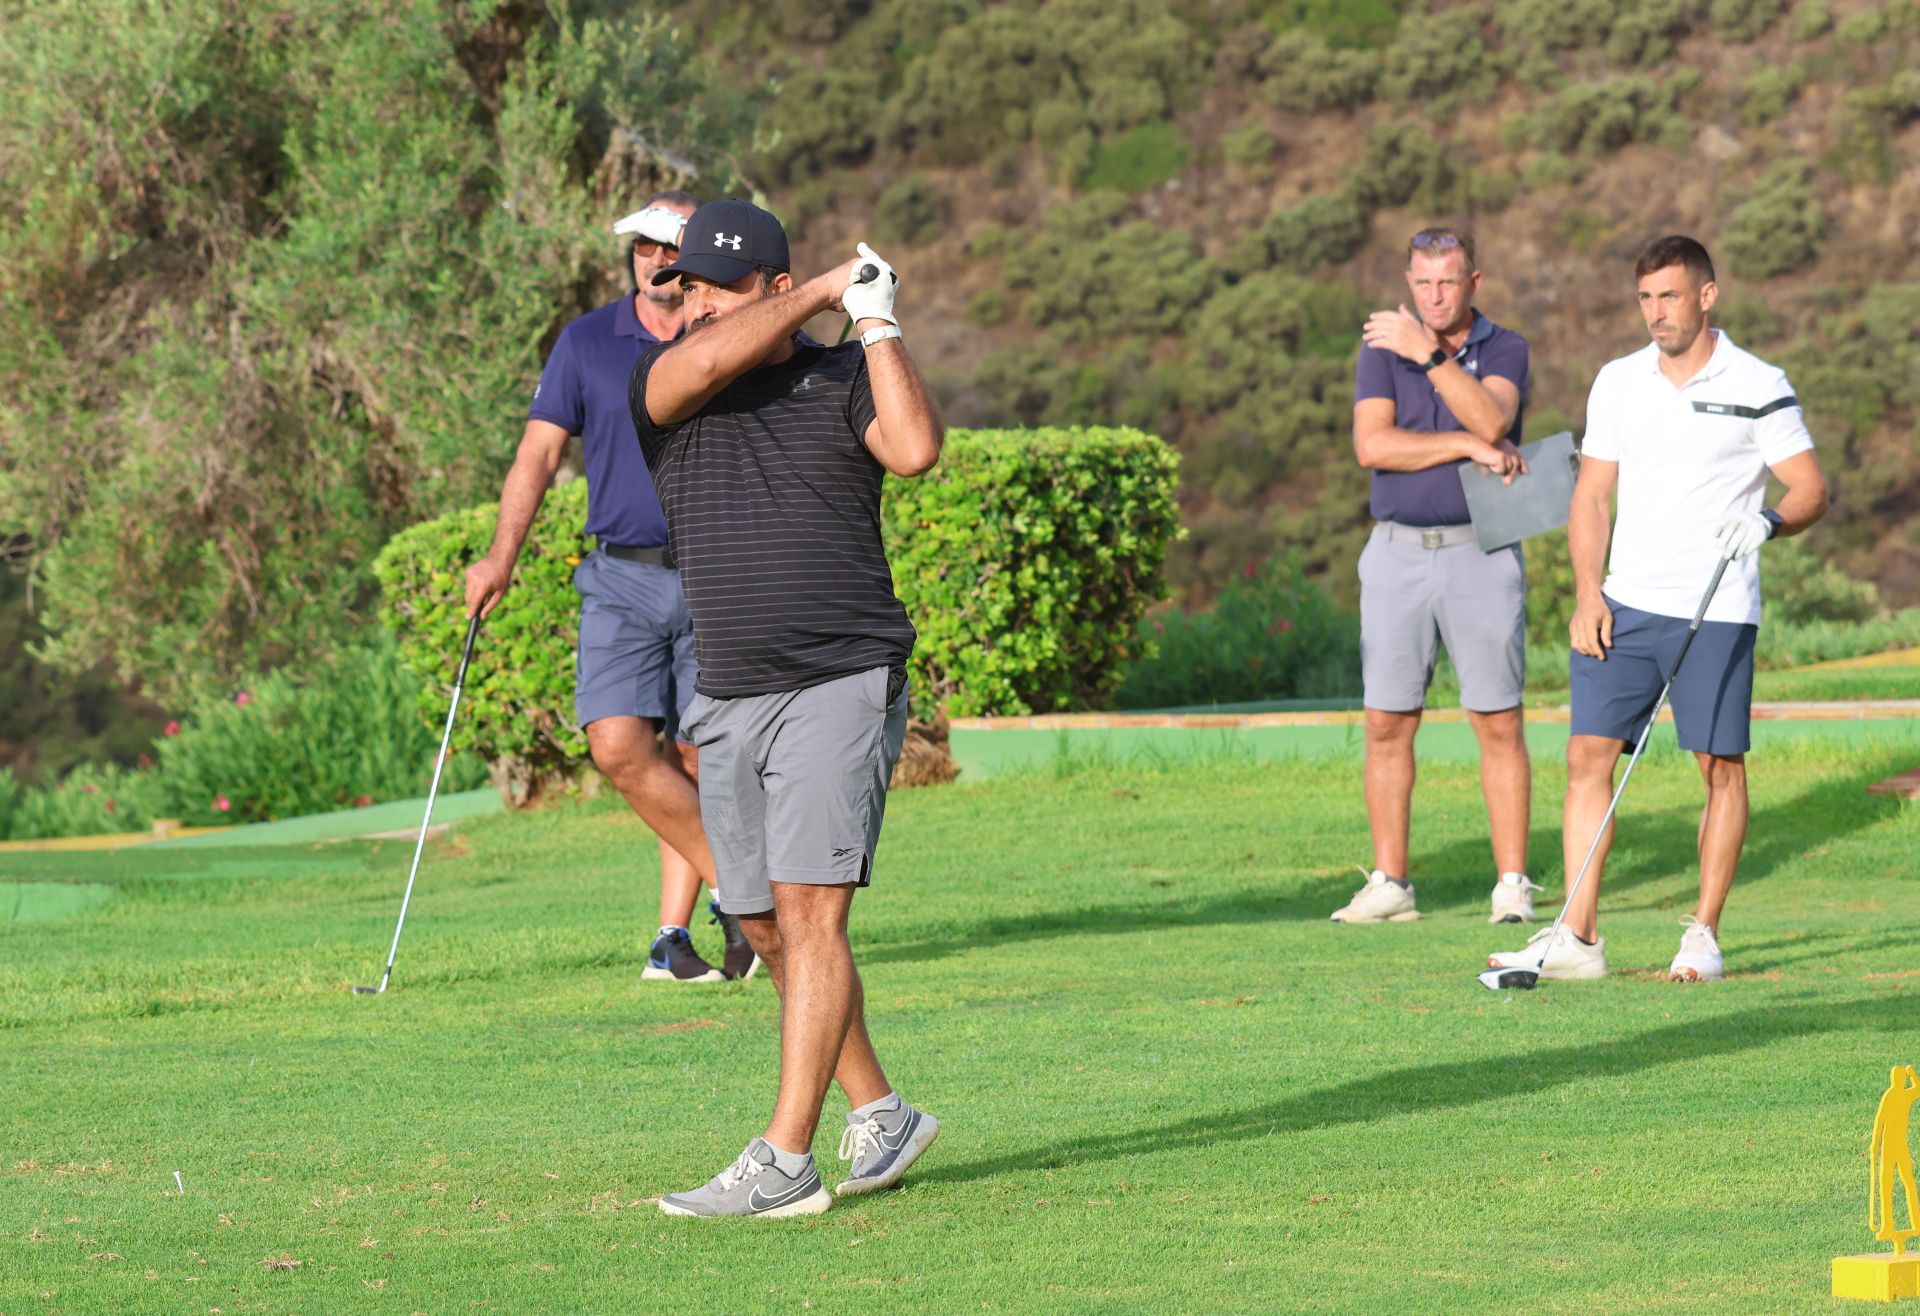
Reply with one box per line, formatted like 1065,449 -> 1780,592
842,241 -> 899,326
1714,511 -> 1774,560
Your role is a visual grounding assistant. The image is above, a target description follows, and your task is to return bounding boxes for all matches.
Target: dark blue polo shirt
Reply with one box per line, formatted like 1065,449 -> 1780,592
1354,309 -> 1529,527
528,297 -> 673,548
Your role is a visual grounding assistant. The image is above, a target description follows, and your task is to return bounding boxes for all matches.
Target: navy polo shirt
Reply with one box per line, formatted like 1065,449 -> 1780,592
528,296 -> 674,548
1354,309 -> 1529,527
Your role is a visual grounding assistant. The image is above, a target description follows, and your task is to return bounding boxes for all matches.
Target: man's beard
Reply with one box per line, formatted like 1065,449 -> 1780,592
642,284 -> 683,310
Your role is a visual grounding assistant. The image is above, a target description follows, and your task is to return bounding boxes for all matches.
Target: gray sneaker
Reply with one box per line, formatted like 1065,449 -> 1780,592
834,1102 -> 940,1196
658,1138 -> 832,1218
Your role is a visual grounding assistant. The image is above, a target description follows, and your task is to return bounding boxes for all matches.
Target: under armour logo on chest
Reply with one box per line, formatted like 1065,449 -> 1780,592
795,376 -> 814,391
714,233 -> 742,250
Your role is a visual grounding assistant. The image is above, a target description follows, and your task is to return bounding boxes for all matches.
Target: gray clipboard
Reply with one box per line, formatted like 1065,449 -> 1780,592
1458,431 -> 1578,552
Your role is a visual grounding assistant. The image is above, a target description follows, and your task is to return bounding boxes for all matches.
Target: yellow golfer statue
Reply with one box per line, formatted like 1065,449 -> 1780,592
1837,1066 -> 1920,1301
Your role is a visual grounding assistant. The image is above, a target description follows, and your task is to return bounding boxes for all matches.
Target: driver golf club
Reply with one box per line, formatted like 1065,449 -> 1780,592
1479,551 -> 1733,992
353,613 -> 481,996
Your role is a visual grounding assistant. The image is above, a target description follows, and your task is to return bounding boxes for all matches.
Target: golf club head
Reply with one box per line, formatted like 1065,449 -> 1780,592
1478,966 -> 1540,991
351,984 -> 382,995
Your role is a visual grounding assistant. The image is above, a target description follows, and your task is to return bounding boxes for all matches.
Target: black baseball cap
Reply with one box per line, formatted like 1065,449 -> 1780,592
650,199 -> 790,286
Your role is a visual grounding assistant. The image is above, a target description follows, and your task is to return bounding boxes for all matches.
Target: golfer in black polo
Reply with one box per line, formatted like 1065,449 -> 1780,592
630,200 -> 943,1218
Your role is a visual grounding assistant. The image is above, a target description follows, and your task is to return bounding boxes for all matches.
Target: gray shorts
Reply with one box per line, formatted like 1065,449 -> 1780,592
679,666 -> 909,916
572,550 -> 697,741
1358,523 -> 1526,713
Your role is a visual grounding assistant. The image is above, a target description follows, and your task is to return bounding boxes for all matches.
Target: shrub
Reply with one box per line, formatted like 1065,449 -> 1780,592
1721,160 -> 1825,278
1787,0 -> 1831,39
1111,556 -> 1361,709
152,634 -> 487,826
874,174 -> 950,246
965,289 -> 1010,327
1711,0 -> 1788,40
1078,121 -> 1190,193
1253,29 -> 1379,111
1221,118 -> 1278,174
1764,538 -> 1882,623
1739,64 -> 1806,127
2,763 -> 170,842
379,428 -> 1183,750
1523,75 -> 1687,156
1377,8 -> 1503,106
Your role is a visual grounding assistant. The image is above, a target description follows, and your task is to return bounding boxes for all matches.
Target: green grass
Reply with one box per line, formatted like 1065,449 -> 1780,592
3,744 -> 1917,1312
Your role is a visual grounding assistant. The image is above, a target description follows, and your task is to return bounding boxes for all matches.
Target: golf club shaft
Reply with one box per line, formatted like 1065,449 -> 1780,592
1535,553 -> 1733,967
371,614 -> 480,991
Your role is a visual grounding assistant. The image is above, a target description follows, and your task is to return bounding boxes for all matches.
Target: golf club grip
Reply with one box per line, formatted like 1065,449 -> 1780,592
855,263 -> 878,284
455,613 -> 480,687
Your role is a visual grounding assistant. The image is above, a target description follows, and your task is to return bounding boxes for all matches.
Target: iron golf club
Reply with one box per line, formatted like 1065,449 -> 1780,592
1478,551 -> 1733,991
353,613 -> 481,996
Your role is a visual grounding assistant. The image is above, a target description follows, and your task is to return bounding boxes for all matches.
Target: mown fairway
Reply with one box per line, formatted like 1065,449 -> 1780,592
4,735 -> 1917,1314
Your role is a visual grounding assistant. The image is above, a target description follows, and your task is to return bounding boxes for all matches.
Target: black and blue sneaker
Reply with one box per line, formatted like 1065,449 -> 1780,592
643,926 -> 723,983
710,899 -> 761,981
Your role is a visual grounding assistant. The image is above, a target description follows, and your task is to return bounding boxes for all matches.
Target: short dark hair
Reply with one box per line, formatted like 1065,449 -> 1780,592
1407,226 -> 1476,273
646,188 -> 701,210
755,264 -> 785,293
1634,234 -> 1715,286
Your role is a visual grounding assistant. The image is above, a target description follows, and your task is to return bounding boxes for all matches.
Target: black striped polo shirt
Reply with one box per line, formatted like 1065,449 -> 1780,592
629,336 -> 916,698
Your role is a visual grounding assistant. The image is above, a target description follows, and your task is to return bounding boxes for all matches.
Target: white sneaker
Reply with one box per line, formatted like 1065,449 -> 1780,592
1488,872 -> 1543,924
1486,924 -> 1608,979
1330,867 -> 1419,923
1668,916 -> 1724,982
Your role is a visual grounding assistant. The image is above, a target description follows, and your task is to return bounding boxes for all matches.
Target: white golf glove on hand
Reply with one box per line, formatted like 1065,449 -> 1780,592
1714,511 -> 1774,560
842,241 -> 899,326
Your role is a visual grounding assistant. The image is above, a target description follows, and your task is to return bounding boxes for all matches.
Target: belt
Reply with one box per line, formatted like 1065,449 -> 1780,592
600,543 -> 676,567
1378,520 -> 1477,549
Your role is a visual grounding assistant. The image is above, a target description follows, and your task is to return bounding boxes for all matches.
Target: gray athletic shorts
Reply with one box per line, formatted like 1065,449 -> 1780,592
680,666 -> 910,916
572,549 -> 697,741
1358,523 -> 1526,713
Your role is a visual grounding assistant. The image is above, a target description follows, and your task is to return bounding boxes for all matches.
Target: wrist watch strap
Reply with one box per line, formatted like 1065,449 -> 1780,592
1420,347 -> 1449,372
1760,507 -> 1785,538
860,325 -> 903,348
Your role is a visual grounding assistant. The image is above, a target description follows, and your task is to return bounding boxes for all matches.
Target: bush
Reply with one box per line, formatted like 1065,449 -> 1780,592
1,763 -> 170,842
1111,556 -> 1361,709
1253,29 -> 1379,111
1078,121 -> 1189,193
1788,0 -> 1831,39
1711,0 -> 1788,40
1377,8 -> 1503,106
1236,195 -> 1369,274
149,634 -> 485,826
1221,118 -> 1278,175
1739,64 -> 1806,127
1763,537 -> 1881,623
874,174 -> 950,246
1721,160 -> 1825,278
379,428 -> 1183,750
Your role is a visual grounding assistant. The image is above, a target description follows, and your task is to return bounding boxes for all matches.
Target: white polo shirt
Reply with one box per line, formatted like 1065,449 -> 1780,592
1581,331 -> 1813,626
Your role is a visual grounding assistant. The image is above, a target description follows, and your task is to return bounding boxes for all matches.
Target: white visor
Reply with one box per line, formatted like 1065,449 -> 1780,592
612,206 -> 687,245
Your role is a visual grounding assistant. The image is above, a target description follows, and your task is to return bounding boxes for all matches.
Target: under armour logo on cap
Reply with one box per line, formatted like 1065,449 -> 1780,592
714,233 -> 742,249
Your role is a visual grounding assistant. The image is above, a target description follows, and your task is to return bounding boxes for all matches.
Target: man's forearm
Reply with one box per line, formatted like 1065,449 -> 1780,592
1357,425 -> 1481,472
861,334 -> 942,476
650,279 -> 833,422
486,450 -> 560,563
1426,362 -> 1512,444
1568,496 -> 1610,602
1770,476 -> 1829,539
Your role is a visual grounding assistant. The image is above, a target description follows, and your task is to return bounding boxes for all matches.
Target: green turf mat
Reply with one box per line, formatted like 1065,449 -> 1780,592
148,787 -> 503,849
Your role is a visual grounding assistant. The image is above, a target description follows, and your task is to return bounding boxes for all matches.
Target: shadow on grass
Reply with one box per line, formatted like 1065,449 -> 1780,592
920,994 -> 1885,1188
1406,752 -> 1908,915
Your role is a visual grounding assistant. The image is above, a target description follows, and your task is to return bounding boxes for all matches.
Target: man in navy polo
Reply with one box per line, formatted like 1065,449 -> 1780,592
464,189 -> 753,984
1335,226 -> 1538,928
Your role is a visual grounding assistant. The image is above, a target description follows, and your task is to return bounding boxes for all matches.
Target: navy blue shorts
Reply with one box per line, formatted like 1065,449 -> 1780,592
572,550 -> 697,742
1569,597 -> 1756,756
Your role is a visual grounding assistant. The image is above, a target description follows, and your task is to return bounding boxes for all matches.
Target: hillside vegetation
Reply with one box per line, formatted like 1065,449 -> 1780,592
1,0 -> 1915,728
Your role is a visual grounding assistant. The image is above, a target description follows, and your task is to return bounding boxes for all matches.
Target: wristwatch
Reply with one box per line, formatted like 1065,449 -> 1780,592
1420,347 -> 1449,372
1760,507 -> 1785,539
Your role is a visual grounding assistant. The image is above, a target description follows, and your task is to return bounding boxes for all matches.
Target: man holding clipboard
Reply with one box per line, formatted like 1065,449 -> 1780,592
1334,227 -> 1541,928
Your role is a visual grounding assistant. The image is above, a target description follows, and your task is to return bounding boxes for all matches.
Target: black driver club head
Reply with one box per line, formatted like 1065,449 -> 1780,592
1478,966 -> 1540,991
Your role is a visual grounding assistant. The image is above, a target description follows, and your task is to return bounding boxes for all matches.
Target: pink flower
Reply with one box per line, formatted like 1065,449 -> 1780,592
103,798 -> 118,815
1270,618 -> 1295,634
213,795 -> 231,812
234,690 -> 253,707
354,794 -> 374,808
164,720 -> 181,737
1243,560 -> 1258,580
81,782 -> 99,794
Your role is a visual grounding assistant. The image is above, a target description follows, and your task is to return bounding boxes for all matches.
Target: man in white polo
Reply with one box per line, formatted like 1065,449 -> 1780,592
1488,235 -> 1828,983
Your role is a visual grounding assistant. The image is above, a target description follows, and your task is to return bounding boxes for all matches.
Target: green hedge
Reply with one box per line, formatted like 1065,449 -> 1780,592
376,428 -> 1183,783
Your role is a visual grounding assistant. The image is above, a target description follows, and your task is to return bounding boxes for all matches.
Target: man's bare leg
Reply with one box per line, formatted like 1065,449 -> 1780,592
738,911 -> 890,1117
1467,706 -> 1530,876
1692,751 -> 1749,931
586,717 -> 716,885
1563,733 -> 1626,942
652,742 -> 712,927
753,883 -> 889,1153
1363,707 -> 1422,877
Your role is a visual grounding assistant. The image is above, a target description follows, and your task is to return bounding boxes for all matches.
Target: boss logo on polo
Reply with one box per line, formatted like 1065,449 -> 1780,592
714,233 -> 743,250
